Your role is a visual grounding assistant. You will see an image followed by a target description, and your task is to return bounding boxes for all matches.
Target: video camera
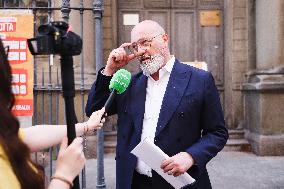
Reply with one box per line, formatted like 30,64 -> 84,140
27,21 -> 82,56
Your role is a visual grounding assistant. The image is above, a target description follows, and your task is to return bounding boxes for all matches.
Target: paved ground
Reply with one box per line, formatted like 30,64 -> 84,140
46,151 -> 284,189
207,152 -> 284,189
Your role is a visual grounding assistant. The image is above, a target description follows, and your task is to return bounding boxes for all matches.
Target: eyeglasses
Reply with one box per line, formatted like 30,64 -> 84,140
128,33 -> 164,54
4,46 -> 9,56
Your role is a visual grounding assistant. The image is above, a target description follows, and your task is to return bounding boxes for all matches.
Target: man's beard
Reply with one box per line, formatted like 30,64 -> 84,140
139,54 -> 164,77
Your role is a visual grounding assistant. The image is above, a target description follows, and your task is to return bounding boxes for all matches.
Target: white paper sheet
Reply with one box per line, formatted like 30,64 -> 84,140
131,138 -> 196,189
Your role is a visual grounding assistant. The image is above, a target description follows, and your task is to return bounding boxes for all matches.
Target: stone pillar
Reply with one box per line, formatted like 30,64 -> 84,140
53,0 -> 96,87
224,0 -> 249,129
243,0 -> 284,155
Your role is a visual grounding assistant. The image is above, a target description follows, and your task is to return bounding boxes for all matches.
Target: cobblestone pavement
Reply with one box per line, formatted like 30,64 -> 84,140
46,152 -> 284,189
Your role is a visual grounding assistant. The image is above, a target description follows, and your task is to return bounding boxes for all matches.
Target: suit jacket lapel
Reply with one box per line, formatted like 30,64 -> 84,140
155,60 -> 192,137
131,74 -> 147,135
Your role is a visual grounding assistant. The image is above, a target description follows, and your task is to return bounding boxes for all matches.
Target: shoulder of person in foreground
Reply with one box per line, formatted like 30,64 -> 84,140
0,144 -> 21,189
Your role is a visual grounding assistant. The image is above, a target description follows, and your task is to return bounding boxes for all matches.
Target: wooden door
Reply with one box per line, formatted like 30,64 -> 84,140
117,0 -> 224,107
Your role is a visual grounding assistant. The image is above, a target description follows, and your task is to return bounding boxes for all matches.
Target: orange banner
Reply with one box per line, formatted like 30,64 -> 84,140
0,10 -> 34,116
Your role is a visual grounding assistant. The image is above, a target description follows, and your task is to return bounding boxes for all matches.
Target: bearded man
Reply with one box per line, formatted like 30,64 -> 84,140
86,20 -> 228,189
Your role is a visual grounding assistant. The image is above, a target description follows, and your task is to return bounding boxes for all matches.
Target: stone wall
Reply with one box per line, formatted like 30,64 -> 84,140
224,0 -> 249,129
102,0 -> 117,65
28,0 -> 284,156
243,0 -> 284,155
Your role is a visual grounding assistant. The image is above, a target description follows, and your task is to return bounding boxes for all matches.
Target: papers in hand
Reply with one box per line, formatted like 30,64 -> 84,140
131,138 -> 196,189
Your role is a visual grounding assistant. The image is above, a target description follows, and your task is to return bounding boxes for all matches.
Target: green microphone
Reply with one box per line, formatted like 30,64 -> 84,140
104,69 -> 131,113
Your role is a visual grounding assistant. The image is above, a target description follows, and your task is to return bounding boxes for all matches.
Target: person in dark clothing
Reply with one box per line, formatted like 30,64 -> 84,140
86,20 -> 228,189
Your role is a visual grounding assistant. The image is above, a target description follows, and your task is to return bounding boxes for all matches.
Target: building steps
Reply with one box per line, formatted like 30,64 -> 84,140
223,129 -> 251,152
103,131 -> 117,154
102,129 -> 252,154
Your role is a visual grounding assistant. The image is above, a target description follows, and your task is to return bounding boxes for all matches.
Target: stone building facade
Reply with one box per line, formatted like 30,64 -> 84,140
242,0 -> 284,155
92,0 -> 284,156
7,0 -> 282,156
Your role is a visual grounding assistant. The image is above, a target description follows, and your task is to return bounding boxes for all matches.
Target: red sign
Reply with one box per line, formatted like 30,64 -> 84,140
11,99 -> 33,116
2,36 -> 28,64
0,17 -> 16,32
11,69 -> 28,96
0,11 -> 33,116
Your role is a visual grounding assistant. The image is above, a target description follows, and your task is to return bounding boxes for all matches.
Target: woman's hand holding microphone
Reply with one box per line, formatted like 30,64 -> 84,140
49,107 -> 106,189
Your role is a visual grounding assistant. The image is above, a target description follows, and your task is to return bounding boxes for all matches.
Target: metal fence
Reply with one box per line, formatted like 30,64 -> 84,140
1,0 -> 105,188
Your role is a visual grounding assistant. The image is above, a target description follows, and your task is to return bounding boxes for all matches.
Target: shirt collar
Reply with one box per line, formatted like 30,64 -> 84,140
162,55 -> 175,74
158,55 -> 175,78
148,55 -> 175,81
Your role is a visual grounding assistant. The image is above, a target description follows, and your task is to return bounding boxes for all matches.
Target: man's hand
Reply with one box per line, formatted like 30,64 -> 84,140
104,43 -> 135,76
161,152 -> 195,177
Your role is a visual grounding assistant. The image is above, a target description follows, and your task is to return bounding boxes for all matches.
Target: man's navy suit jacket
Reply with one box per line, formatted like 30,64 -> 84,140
86,59 -> 228,189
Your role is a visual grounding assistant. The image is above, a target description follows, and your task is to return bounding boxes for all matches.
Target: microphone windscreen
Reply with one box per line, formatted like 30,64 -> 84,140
109,69 -> 131,94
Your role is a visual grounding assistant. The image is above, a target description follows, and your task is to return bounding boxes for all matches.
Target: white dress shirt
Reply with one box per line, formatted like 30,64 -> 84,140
136,56 -> 175,177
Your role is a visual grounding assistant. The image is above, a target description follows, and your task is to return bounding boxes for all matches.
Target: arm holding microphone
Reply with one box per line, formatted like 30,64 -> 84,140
18,108 -> 105,189
21,108 -> 105,152
21,64 -> 131,153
